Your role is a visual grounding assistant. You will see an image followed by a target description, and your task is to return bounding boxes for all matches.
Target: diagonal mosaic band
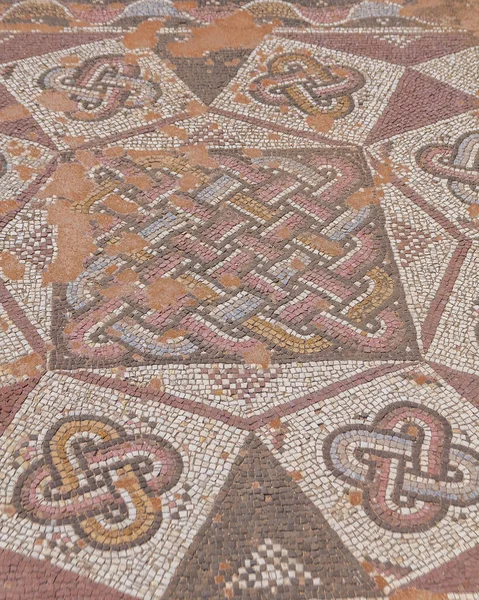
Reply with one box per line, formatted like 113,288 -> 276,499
1,0 -> 479,599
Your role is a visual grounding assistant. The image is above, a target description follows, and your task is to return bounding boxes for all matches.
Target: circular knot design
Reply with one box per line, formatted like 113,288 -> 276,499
416,130 -> 479,206
323,402 -> 479,532
249,53 -> 365,117
13,415 -> 183,550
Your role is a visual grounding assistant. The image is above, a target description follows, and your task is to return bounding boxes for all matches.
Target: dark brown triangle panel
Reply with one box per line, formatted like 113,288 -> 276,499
155,38 -> 254,105
164,435 -> 381,600
0,32 -> 121,64
0,377 -> 42,434
403,544 -> 479,594
0,547 -> 138,600
366,69 -> 479,145
280,31 -> 477,66
430,363 -> 479,409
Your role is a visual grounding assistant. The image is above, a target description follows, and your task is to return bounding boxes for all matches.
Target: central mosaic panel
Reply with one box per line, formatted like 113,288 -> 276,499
51,147 -> 417,368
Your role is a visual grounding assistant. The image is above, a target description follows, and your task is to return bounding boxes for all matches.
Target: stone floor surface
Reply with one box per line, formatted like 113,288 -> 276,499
0,0 -> 478,598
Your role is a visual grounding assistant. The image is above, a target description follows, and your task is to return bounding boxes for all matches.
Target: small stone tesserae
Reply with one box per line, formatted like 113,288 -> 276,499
0,0 -> 479,598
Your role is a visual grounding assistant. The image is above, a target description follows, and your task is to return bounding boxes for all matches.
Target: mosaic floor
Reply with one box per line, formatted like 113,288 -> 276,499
1,0 -> 479,598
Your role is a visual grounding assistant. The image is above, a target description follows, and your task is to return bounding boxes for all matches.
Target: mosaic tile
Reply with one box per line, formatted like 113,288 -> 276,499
280,28 -> 478,66
45,144 -> 418,368
0,205 -> 54,341
211,33 -> 405,145
425,241 -> 479,375
59,359 -> 403,423
0,133 -> 55,209
1,2 -> 479,598
257,365 -> 479,595
165,435 -> 381,599
378,183 -> 457,351
369,111 -> 479,239
0,39 -> 204,149
0,373 -> 248,599
0,300 -> 44,387
413,45 -> 479,97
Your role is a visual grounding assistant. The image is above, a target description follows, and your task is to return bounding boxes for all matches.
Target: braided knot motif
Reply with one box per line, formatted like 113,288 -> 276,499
14,415 -> 183,550
416,131 -> 479,206
249,53 -> 365,117
39,54 -> 162,121
324,402 -> 479,532
53,147 -> 416,367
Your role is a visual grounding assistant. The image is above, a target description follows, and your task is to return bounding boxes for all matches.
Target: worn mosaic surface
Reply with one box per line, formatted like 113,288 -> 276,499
1,0 -> 479,598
